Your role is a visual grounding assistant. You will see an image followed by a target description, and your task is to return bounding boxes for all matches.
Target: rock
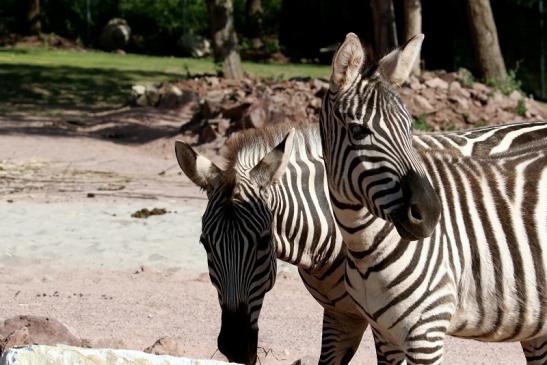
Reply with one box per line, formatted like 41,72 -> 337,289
1,327 -> 31,353
131,85 -> 146,97
509,90 -> 522,101
243,103 -> 268,129
0,316 -> 80,355
145,86 -> 160,107
99,18 -> 131,51
159,85 -> 183,108
413,94 -> 434,111
178,33 -> 211,58
448,81 -> 471,99
1,345 -> 238,365
449,95 -> 469,109
425,77 -> 448,90
144,337 -> 185,357
472,82 -> 490,95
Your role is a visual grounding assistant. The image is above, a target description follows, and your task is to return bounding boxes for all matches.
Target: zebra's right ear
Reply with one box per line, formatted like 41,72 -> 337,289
330,32 -> 364,92
175,140 -> 222,190
250,128 -> 296,187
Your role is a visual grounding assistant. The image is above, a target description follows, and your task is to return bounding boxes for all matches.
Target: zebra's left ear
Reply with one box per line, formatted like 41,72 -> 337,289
378,33 -> 424,86
250,128 -> 296,187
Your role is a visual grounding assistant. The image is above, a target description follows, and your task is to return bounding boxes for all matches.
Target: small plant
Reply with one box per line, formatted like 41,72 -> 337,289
486,68 -> 522,96
457,68 -> 475,88
515,98 -> 527,116
264,39 -> 281,54
413,114 -> 432,132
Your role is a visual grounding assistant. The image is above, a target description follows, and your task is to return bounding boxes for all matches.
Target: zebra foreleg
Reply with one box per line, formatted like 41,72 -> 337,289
371,327 -> 406,365
522,337 -> 547,364
318,309 -> 367,365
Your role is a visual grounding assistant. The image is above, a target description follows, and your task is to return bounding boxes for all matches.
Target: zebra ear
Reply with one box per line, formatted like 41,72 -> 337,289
250,128 -> 296,187
330,32 -> 364,92
378,33 -> 424,86
175,140 -> 222,190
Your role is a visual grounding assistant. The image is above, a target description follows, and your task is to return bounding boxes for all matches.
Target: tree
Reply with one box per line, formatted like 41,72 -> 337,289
465,0 -> 507,81
403,0 -> 422,75
24,0 -> 41,35
246,0 -> 263,40
205,0 -> 245,79
371,0 -> 398,57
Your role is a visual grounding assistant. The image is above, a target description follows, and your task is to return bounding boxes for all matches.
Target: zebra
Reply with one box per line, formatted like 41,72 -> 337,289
319,32 -> 547,364
174,118 -> 547,365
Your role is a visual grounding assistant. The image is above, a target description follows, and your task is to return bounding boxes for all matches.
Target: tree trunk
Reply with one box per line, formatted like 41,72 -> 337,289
24,0 -> 41,35
465,0 -> 507,81
403,0 -> 422,75
371,0 -> 398,57
205,0 -> 245,79
246,0 -> 263,39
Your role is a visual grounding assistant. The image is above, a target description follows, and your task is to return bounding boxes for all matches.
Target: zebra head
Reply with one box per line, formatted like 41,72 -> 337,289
320,33 -> 441,241
175,130 -> 295,365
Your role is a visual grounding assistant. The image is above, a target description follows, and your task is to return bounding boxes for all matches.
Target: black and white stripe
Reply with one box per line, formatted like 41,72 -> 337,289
177,116 -> 547,365
319,32 -> 547,365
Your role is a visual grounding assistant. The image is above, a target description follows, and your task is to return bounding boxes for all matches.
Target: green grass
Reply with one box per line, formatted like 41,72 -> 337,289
0,48 -> 329,117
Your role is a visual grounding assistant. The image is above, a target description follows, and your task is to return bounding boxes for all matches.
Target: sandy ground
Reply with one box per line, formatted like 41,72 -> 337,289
0,130 -> 528,364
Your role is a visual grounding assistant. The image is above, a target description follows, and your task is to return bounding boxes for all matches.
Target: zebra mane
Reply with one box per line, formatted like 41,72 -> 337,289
222,123 -> 322,179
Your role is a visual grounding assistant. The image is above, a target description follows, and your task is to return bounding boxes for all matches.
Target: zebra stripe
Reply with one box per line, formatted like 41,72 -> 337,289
319,32 -> 547,364
176,118 -> 547,365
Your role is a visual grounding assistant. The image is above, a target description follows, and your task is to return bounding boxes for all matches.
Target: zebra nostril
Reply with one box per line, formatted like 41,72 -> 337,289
408,204 -> 423,224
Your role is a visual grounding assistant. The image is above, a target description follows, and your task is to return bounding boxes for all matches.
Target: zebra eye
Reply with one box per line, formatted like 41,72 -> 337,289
349,122 -> 372,140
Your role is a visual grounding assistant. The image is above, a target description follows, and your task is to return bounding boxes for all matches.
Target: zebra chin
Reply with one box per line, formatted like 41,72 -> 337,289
217,306 -> 259,365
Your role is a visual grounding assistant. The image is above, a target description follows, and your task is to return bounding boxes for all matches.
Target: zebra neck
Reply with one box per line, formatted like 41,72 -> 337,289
268,149 -> 344,272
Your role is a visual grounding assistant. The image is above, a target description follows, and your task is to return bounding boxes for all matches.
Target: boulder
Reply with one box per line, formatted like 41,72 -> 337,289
159,85 -> 183,108
0,345 -> 239,365
144,337 -> 185,357
425,77 -> 448,90
99,18 -> 131,51
0,316 -> 80,355
178,33 -> 211,58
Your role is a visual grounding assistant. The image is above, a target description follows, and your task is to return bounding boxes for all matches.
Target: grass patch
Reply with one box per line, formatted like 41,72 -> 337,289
0,48 -> 329,117
413,114 -> 432,132
486,69 -> 522,96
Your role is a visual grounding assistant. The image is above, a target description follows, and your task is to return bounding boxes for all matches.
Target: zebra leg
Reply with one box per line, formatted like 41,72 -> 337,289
318,309 -> 367,365
371,327 -> 406,365
522,337 -> 547,364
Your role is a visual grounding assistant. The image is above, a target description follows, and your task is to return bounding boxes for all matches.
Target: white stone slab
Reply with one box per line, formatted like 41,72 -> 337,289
0,345 -> 241,365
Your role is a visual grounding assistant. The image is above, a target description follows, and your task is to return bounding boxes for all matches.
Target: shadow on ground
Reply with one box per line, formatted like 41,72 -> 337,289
0,55 -> 191,144
0,58 -> 181,117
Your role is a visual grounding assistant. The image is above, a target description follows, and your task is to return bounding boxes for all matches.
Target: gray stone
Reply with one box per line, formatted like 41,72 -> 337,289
0,345 -> 240,365
99,18 -> 131,51
178,33 -> 211,58
425,77 -> 448,90
159,85 -> 183,108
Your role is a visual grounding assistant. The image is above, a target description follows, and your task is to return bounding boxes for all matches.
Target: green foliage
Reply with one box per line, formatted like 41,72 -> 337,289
486,70 -> 522,96
413,115 -> 432,132
457,68 -> 475,88
515,98 -> 527,116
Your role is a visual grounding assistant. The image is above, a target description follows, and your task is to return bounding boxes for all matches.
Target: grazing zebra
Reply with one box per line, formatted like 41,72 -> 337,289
174,118 -> 547,365
319,32 -> 547,364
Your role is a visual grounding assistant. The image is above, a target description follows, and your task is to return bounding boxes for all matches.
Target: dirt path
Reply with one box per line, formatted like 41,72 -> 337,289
0,132 -> 526,364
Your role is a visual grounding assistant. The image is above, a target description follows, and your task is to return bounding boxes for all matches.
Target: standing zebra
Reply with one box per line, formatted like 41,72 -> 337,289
319,32 -> 547,364
175,119 -> 547,365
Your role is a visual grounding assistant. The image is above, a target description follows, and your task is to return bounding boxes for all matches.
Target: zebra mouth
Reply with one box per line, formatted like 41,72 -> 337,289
392,219 -> 423,241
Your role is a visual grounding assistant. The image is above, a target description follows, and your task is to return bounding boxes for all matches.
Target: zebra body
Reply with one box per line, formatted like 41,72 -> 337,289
175,119 -> 547,365
319,32 -> 547,364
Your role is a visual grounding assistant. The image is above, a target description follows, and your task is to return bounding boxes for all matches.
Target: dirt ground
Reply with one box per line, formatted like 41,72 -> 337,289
0,115 -> 529,364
